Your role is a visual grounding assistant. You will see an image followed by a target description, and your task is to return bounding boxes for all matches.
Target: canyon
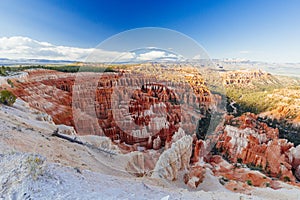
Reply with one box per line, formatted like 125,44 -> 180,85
1,66 -> 300,198
9,68 -> 215,151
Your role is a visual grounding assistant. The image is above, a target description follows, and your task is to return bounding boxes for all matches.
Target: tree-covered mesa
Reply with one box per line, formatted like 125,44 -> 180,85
0,90 -> 16,106
1,65 -> 116,74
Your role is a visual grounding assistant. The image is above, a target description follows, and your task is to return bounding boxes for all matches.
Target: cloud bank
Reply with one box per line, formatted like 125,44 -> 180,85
136,50 -> 182,61
0,36 -> 95,61
0,36 -> 185,62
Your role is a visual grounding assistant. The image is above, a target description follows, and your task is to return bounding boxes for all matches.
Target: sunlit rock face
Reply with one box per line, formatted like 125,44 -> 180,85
288,145 -> 300,181
106,76 -> 183,147
183,165 -> 206,189
11,69 -> 212,150
221,70 -> 276,87
209,155 -> 276,190
7,68 -> 300,192
151,135 -> 193,181
216,113 -> 297,182
124,150 -> 161,177
191,139 -> 207,163
295,166 -> 300,181
11,70 -> 75,126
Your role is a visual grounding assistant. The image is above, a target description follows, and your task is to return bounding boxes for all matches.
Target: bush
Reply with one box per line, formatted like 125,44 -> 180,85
7,79 -> 14,88
26,155 -> 44,180
283,176 -> 291,182
247,163 -> 263,172
0,90 -> 17,106
0,66 -> 8,76
246,180 -> 252,186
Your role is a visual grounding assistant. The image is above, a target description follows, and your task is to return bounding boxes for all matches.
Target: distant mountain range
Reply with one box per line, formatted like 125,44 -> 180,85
1,57 -> 299,78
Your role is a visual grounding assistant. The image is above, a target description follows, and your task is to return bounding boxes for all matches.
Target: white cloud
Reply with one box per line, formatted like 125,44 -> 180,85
137,51 -> 166,61
0,36 -> 94,61
136,50 -> 183,61
0,36 -> 136,62
0,36 -> 186,63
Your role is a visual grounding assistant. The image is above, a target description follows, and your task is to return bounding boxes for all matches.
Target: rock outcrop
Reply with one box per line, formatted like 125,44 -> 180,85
123,150 -> 160,175
56,124 -> 77,136
216,113 -> 297,182
151,135 -> 193,181
78,135 -> 121,154
259,88 -> 300,125
221,70 -> 278,87
295,166 -> 300,180
11,70 -> 75,126
183,165 -> 206,188
11,69 -> 213,151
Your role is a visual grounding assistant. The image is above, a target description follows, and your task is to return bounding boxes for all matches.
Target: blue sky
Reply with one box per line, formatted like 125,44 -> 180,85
0,0 -> 300,62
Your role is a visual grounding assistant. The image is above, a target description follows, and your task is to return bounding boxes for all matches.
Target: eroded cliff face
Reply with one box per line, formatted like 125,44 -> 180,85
221,70 -> 279,87
259,88 -> 300,125
11,70 -> 75,126
184,113 -> 300,193
151,135 -> 193,181
7,69 -> 300,193
215,113 -> 299,183
10,69 -> 212,151
223,69 -> 300,141
72,71 -> 213,150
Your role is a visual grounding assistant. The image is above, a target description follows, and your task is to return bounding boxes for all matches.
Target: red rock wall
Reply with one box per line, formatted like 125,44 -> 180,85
216,113 -> 296,182
12,70 -> 212,150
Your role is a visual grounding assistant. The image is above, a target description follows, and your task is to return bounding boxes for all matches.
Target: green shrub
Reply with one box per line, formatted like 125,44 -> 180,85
246,180 -> 252,186
247,163 -> 263,172
0,66 -> 8,76
0,90 -> 17,106
26,155 -> 44,180
283,176 -> 291,182
7,79 -> 14,88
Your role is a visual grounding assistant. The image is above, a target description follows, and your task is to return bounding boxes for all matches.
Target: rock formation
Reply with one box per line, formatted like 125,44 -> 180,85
10,69 -> 213,151
216,113 -> 297,182
151,135 -> 193,181
78,135 -> 121,154
56,124 -> 77,136
123,149 -> 161,176
221,70 -> 278,87
183,165 -> 206,189
259,88 -> 300,125
3,67 -> 300,194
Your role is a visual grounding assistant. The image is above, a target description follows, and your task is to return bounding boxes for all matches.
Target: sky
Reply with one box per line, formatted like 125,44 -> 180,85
0,0 -> 300,62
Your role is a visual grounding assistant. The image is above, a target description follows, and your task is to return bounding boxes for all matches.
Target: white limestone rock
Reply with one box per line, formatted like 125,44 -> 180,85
79,135 -> 120,153
151,135 -> 193,181
56,124 -> 77,136
171,127 -> 186,143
